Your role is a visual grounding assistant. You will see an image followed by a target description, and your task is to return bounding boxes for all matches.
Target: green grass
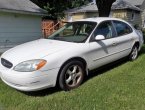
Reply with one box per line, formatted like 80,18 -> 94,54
0,45 -> 145,110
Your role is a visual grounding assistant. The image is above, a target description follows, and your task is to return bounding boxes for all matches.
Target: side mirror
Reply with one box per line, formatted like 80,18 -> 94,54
95,35 -> 105,41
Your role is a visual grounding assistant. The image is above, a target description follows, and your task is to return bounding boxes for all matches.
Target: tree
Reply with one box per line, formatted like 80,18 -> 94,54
96,0 -> 116,17
31,0 -> 91,20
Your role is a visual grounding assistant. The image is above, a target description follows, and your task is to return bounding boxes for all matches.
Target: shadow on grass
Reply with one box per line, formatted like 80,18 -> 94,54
24,47 -> 145,97
22,86 -> 61,97
86,58 -> 128,81
139,45 -> 145,55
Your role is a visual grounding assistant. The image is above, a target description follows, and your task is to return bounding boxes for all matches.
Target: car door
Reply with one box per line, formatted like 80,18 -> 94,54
88,21 -> 118,70
112,20 -> 134,59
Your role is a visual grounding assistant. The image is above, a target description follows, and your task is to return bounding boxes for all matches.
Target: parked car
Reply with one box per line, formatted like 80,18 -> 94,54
0,18 -> 144,91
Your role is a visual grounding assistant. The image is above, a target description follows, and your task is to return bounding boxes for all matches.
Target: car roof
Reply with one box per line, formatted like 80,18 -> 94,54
76,17 -> 127,23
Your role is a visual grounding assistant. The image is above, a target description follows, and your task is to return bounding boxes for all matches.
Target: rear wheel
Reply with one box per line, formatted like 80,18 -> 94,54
129,45 -> 138,61
58,60 -> 85,91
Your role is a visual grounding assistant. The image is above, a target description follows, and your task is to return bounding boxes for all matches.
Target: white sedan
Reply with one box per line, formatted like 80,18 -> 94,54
0,18 -> 144,91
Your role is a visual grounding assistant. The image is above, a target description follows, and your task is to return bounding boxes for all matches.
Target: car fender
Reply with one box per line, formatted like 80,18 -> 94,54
41,45 -> 90,71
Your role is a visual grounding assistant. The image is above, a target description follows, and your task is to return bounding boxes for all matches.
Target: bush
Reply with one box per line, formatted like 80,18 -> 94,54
142,29 -> 145,43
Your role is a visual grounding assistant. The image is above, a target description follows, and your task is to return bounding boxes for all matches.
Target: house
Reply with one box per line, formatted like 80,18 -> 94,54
65,0 -> 143,28
0,0 -> 47,52
127,0 -> 145,27
127,0 -> 144,7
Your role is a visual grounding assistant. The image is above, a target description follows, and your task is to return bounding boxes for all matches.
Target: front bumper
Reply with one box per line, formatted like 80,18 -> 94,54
0,64 -> 60,92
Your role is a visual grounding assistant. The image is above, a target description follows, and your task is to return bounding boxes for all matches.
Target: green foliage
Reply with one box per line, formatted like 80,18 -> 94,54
142,29 -> 145,42
0,45 -> 145,110
31,0 -> 116,18
30,0 -> 46,8
70,0 -> 91,8
31,0 -> 91,19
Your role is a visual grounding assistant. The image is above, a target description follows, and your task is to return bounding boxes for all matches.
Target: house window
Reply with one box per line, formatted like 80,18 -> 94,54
131,12 -> 135,21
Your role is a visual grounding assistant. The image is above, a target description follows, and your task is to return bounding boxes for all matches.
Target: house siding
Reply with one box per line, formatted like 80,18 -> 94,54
112,10 -> 127,20
141,0 -> 145,27
72,13 -> 86,21
69,10 -> 128,22
0,12 -> 42,52
126,10 -> 142,27
85,12 -> 98,18
66,10 -> 142,28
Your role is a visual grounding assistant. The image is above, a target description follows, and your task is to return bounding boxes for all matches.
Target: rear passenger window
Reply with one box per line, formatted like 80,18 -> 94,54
113,21 -> 132,36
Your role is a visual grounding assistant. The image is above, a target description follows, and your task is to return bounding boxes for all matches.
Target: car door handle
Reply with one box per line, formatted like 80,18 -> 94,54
112,42 -> 117,46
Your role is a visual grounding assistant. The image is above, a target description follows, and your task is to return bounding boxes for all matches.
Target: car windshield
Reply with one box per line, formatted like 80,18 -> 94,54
47,21 -> 97,43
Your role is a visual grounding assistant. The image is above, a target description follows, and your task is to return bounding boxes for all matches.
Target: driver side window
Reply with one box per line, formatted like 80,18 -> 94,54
93,21 -> 115,39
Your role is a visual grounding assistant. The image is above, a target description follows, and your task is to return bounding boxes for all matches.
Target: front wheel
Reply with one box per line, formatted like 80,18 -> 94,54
129,45 -> 138,61
58,60 -> 85,91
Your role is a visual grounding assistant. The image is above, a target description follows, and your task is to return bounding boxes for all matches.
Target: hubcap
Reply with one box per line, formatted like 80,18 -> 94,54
65,65 -> 83,87
131,47 -> 138,60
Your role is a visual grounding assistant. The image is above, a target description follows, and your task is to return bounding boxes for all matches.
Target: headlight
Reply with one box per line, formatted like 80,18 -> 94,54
13,59 -> 47,72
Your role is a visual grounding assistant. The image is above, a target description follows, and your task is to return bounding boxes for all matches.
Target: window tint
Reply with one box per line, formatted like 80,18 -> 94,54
113,21 -> 132,36
93,21 -> 115,39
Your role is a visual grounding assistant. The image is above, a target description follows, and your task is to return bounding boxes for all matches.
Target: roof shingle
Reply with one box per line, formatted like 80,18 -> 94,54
0,0 -> 47,15
112,0 -> 142,11
66,0 -> 141,14
126,0 -> 144,6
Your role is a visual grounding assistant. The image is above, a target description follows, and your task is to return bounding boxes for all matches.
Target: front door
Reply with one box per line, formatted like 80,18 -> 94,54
88,21 -> 117,70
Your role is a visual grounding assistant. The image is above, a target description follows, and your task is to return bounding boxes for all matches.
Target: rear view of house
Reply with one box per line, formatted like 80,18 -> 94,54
0,0 -> 47,52
65,0 -> 144,28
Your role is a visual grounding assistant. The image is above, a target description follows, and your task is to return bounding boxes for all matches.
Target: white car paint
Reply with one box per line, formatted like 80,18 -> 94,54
0,18 -> 144,91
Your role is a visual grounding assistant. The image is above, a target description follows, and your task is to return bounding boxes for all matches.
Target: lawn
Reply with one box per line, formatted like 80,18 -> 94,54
0,45 -> 145,110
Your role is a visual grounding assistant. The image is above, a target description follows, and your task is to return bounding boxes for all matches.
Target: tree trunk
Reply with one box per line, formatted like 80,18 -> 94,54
98,5 -> 112,17
96,0 -> 116,17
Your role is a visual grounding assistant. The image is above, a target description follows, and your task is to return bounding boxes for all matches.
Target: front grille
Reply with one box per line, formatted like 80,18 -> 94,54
1,58 -> 13,69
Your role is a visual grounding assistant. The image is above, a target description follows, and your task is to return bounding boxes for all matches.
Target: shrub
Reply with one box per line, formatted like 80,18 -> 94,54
142,29 -> 145,42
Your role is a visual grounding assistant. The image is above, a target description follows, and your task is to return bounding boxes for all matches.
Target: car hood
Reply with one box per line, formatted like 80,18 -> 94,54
1,39 -> 77,65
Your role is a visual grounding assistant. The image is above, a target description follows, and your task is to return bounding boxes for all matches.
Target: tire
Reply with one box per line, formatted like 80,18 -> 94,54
58,60 -> 85,91
129,45 -> 138,61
